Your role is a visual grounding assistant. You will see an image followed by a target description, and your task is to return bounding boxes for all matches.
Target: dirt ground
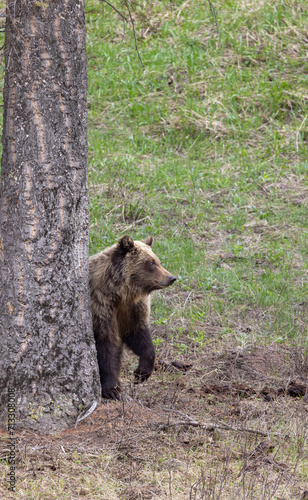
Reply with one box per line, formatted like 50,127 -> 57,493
1,325 -> 308,499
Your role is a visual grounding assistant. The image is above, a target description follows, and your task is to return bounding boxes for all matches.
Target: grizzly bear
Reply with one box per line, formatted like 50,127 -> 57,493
89,235 -> 176,400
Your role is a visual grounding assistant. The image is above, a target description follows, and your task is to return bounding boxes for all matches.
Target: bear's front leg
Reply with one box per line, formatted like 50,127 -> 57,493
97,342 -> 122,399
93,317 -> 123,400
124,327 -> 155,384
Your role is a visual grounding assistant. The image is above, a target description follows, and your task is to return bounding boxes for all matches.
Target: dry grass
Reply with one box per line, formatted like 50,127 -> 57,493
1,328 -> 308,499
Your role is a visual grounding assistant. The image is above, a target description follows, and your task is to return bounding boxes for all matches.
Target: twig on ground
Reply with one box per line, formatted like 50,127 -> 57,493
158,408 -> 269,437
75,401 -> 98,429
156,420 -> 268,437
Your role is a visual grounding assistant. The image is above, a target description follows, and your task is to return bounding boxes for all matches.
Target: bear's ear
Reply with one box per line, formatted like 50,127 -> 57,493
144,236 -> 154,248
118,235 -> 135,254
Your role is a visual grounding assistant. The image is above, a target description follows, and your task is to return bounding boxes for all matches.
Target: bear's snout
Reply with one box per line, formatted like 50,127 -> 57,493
169,275 -> 177,285
156,272 -> 176,289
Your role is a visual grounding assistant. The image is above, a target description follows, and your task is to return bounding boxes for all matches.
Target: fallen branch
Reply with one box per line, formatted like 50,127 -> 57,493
155,408 -> 268,437
155,359 -> 193,373
75,401 -> 98,429
155,420 -> 268,437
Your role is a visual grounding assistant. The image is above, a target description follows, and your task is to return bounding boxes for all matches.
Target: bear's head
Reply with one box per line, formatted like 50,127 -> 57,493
114,235 -> 176,294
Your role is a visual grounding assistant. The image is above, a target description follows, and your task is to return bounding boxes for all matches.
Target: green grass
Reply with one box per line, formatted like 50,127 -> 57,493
86,0 -> 308,343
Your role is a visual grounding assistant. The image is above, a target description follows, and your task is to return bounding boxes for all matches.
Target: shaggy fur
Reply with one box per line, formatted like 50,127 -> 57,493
89,235 -> 176,400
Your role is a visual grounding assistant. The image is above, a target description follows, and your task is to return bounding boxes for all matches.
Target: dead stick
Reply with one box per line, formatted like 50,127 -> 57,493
156,420 -> 268,437
160,410 -> 268,436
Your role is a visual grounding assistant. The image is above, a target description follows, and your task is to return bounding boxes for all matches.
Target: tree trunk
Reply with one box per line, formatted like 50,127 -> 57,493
0,0 -> 101,432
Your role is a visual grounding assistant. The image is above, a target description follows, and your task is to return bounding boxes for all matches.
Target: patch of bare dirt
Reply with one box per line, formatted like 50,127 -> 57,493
1,327 -> 307,498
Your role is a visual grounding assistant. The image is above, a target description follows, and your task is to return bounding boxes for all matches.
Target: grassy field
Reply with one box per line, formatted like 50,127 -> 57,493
87,0 -> 307,342
1,0 -> 308,498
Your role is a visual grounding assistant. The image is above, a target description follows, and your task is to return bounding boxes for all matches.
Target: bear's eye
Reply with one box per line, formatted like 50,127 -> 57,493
148,260 -> 156,270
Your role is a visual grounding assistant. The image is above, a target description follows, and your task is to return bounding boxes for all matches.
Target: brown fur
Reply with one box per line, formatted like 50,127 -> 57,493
89,235 -> 176,399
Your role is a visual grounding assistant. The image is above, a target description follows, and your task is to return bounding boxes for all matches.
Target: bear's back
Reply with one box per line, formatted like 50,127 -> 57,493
89,244 -> 118,300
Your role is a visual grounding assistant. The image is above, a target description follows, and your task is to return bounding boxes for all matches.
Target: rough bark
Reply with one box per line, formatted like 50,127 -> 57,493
0,0 -> 101,432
